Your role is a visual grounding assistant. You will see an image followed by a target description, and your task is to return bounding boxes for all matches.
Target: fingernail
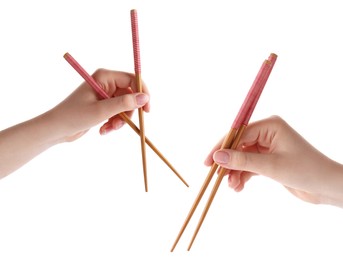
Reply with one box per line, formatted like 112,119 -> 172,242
214,151 -> 230,164
136,93 -> 149,106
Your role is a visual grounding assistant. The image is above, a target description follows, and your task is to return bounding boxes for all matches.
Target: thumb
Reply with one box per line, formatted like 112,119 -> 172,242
213,149 -> 274,176
100,93 -> 149,117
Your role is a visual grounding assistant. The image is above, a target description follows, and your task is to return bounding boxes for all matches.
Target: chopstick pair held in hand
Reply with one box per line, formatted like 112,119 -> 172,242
63,52 -> 189,189
171,53 -> 278,251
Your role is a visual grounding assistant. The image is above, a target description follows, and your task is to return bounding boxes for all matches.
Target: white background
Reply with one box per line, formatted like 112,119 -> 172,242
1,0 -> 343,259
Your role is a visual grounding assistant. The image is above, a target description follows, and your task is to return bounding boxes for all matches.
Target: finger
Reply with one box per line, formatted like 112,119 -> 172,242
112,88 -> 149,115
99,111 -> 134,135
213,149 -> 277,178
114,87 -> 133,96
228,170 -> 242,189
204,116 -> 278,166
92,69 -> 151,112
236,115 -> 284,148
99,122 -> 115,136
96,93 -> 149,122
117,71 -> 151,112
204,136 -> 225,166
234,172 -> 255,192
205,116 -> 281,166
99,118 -> 124,135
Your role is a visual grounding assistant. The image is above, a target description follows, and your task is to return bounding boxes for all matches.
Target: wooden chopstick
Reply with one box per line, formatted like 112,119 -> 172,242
171,53 -> 277,251
130,9 -> 148,192
63,52 -> 189,188
187,54 -> 277,250
170,128 -> 237,252
118,113 -> 189,187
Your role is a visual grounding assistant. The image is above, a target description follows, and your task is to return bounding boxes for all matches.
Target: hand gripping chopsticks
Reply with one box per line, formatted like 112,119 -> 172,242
171,53 -> 277,251
63,52 -> 189,189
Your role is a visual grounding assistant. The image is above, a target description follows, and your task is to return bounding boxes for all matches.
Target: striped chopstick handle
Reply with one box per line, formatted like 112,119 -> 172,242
232,53 -> 277,129
63,52 -> 109,99
243,53 -> 277,125
130,9 -> 141,75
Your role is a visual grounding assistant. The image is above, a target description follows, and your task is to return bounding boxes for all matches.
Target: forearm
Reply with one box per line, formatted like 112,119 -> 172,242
0,112 -> 61,178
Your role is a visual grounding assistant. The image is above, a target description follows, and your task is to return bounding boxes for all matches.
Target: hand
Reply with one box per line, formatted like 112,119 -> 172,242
49,68 -> 150,142
205,116 -> 343,208
0,69 -> 150,177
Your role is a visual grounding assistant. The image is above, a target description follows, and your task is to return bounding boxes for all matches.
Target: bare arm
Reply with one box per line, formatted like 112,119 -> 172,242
0,69 -> 150,178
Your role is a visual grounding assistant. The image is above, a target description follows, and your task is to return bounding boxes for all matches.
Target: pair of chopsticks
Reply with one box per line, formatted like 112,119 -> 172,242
171,53 -> 278,251
63,9 -> 189,191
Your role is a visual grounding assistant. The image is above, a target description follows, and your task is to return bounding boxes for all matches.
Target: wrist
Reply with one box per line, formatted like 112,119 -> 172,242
27,105 -> 73,147
44,107 -> 88,144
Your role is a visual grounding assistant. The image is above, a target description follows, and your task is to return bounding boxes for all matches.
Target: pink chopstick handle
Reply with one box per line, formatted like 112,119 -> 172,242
232,60 -> 268,129
63,52 -> 110,99
130,9 -> 141,74
243,53 -> 277,125
232,53 -> 277,128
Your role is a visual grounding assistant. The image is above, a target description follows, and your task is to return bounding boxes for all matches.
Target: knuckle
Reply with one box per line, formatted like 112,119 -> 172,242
269,115 -> 286,126
92,68 -> 107,78
91,68 -> 110,83
269,114 -> 281,120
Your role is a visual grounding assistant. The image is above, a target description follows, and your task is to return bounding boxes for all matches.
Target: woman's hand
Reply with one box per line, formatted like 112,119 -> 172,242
0,69 -> 150,177
50,69 -> 150,142
205,116 -> 343,208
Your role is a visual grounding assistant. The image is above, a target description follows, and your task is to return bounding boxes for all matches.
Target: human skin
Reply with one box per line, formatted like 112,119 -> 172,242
205,116 -> 343,208
0,69 -> 150,179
